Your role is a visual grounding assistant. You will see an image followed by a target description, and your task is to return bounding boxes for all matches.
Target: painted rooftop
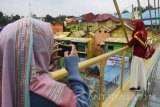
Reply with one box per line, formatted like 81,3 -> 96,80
81,12 -> 96,22
55,37 -> 92,43
93,14 -> 120,22
120,12 -> 131,19
144,19 -> 160,25
105,38 -> 128,43
143,8 -> 160,19
104,65 -> 129,85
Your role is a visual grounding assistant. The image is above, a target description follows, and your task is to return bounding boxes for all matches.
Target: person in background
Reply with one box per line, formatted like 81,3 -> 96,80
0,18 -> 89,107
128,19 -> 147,92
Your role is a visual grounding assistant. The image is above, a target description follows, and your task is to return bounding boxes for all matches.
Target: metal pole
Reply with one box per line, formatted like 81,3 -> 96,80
137,0 -> 143,19
154,0 -> 158,30
148,0 -> 153,29
132,4 -> 135,20
113,0 -> 129,43
121,51 -> 126,90
99,60 -> 106,107
158,0 -> 160,32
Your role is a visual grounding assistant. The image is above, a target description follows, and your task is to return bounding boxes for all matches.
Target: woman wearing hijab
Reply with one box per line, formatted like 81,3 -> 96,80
0,18 -> 89,107
128,19 -> 147,91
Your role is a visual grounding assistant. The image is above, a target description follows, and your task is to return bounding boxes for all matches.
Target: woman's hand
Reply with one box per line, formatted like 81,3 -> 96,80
50,42 -> 62,63
64,44 -> 78,57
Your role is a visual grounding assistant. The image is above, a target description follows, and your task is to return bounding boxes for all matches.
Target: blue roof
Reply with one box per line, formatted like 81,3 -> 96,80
143,9 -> 160,19
142,9 -> 160,25
120,13 -> 130,19
104,65 -> 129,85
144,19 -> 160,25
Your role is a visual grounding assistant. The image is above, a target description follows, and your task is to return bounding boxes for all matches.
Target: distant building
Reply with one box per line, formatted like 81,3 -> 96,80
93,14 -> 120,29
143,8 -> 160,27
104,37 -> 130,56
66,17 -> 82,32
51,22 -> 64,33
81,13 -> 97,32
94,26 -> 113,56
109,22 -> 134,39
67,30 -> 95,38
54,37 -> 95,68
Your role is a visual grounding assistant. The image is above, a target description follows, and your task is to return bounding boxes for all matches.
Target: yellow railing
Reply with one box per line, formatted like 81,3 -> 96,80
51,36 -> 160,107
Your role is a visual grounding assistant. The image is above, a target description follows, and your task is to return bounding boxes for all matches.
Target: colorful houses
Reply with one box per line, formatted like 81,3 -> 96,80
109,22 -> 134,39
51,22 -> 64,33
67,30 -> 95,38
94,26 -> 113,56
65,13 -> 120,32
104,37 -> 130,56
54,37 -> 95,60
93,14 -> 120,28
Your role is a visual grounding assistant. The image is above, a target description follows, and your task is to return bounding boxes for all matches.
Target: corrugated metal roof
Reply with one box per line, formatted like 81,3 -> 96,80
55,37 -> 92,43
120,12 -> 130,19
94,26 -> 114,33
143,8 -> 160,19
81,12 -> 96,22
70,30 -> 86,38
93,14 -> 120,23
144,19 -> 160,25
104,65 -> 129,84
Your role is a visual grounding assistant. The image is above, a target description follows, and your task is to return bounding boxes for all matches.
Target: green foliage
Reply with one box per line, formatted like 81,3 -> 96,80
0,12 -> 3,17
0,11 -> 21,26
45,14 -> 54,23
12,15 -> 20,21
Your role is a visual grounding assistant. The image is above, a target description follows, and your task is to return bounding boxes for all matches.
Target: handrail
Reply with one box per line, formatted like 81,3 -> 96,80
51,36 -> 160,107
51,36 -> 160,80
51,46 -> 129,80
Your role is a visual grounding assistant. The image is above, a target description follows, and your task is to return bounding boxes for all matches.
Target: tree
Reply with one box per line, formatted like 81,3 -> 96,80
0,12 -> 3,17
45,14 -> 54,23
134,7 -> 144,12
32,14 -> 37,18
12,15 -> 20,21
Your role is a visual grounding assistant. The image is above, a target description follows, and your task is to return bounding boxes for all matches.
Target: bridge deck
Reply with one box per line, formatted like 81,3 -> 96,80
103,43 -> 160,107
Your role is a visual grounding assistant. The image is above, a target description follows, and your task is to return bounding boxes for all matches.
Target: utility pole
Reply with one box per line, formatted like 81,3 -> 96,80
154,0 -> 158,31
158,0 -> 160,32
137,0 -> 143,19
148,0 -> 153,29
132,4 -> 135,20
113,0 -> 129,43
29,3 -> 32,17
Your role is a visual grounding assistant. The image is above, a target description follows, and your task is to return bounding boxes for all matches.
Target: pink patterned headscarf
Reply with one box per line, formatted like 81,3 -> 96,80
0,18 -> 76,107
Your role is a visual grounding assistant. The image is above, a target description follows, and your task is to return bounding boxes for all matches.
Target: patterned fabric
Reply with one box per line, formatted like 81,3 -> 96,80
0,18 -> 76,107
132,19 -> 147,40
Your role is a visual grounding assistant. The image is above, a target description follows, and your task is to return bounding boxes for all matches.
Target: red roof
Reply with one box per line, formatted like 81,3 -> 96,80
67,17 -> 79,24
93,14 -> 120,23
81,12 -> 96,22
123,19 -> 134,29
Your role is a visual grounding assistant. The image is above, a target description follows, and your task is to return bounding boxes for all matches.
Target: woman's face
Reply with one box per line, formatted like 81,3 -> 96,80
132,21 -> 136,29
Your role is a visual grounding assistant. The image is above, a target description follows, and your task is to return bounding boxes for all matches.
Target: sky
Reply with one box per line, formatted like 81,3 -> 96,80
0,0 -> 156,17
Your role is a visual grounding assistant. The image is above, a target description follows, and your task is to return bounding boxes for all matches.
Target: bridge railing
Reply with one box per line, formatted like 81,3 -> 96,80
51,36 -> 160,107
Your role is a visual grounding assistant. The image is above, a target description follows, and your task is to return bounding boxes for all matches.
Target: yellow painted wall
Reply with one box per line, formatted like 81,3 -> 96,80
98,20 -> 118,28
110,26 -> 132,39
87,38 -> 95,58
147,30 -> 156,37
82,22 -> 95,32
106,20 -> 117,28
